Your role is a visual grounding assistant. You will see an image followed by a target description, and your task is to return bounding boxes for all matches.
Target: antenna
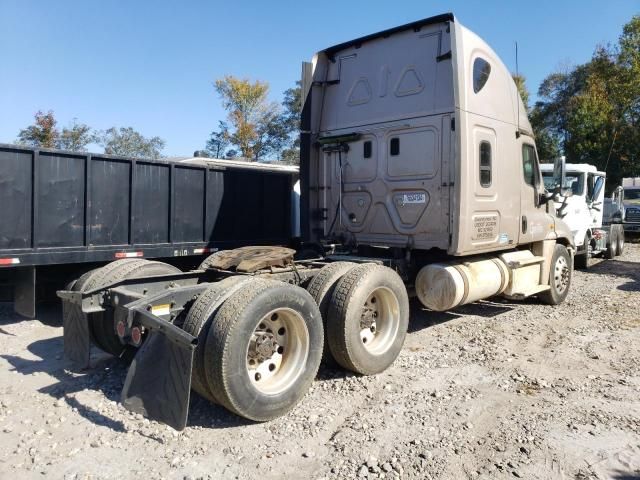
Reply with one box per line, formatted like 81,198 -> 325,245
515,41 -> 520,137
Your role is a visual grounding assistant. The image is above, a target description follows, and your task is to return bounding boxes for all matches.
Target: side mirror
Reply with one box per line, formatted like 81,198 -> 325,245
613,186 -> 624,207
553,156 -> 570,196
591,176 -> 604,203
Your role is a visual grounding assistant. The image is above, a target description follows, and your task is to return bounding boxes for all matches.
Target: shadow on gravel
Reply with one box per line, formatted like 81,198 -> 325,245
407,298 -> 517,333
586,259 -> 640,292
1,332 -> 270,432
186,394 -> 253,429
0,301 -> 63,327
610,473 -> 640,480
2,334 -> 131,432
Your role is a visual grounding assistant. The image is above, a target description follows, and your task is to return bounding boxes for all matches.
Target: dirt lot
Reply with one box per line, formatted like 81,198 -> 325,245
0,245 -> 639,480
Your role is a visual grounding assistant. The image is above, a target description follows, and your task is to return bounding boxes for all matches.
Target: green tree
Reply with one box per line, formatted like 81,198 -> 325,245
214,76 -> 274,160
512,74 -> 530,110
214,75 -> 291,161
205,121 -> 231,158
99,127 -> 165,159
531,15 -> 640,184
17,110 -> 59,148
59,119 -> 96,152
279,81 -> 302,164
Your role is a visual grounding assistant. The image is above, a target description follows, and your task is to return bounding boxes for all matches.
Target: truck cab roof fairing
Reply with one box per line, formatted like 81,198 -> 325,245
452,21 -> 532,135
321,13 -> 455,58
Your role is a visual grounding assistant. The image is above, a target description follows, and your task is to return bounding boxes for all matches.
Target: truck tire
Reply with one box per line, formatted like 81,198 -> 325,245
306,262 -> 357,365
198,251 -> 225,270
573,234 -> 590,269
203,279 -> 323,421
605,230 -> 616,259
75,259 -> 181,357
616,226 -> 625,256
181,276 -> 250,404
326,264 -> 409,375
538,244 -> 572,305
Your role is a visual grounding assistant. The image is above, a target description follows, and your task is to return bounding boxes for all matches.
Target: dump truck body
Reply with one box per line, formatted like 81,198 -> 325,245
0,144 -> 298,316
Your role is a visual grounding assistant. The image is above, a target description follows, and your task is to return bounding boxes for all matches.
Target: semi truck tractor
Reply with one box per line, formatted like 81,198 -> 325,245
622,177 -> 640,234
58,13 -> 575,430
541,160 -> 625,267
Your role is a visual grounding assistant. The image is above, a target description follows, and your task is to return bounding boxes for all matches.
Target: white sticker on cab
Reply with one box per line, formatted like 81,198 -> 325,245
402,193 -> 426,204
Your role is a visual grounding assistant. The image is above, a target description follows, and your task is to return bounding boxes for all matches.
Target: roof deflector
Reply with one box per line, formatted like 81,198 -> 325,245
322,13 -> 455,58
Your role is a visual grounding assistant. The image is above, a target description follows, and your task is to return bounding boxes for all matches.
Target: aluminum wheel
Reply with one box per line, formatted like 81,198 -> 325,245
246,308 -> 309,395
359,287 -> 400,356
553,255 -> 570,294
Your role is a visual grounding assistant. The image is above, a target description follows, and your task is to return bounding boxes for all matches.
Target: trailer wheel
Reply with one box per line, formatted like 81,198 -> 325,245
573,234 -> 590,269
539,244 -> 572,305
616,226 -> 625,256
76,259 -> 181,357
198,251 -> 225,270
326,264 -> 409,375
181,276 -> 250,403
306,262 -> 357,365
203,279 -> 323,421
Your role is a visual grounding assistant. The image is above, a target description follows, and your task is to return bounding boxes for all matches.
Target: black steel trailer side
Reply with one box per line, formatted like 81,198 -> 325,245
0,144 -> 297,317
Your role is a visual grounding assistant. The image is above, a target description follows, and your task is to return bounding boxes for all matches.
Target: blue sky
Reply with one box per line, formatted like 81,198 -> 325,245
0,1 -> 637,156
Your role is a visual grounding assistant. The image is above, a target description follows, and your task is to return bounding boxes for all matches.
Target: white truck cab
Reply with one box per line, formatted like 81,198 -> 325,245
541,161 -> 625,267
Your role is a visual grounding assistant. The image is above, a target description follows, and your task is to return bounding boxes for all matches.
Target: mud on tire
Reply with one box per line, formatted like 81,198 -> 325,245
327,263 -> 409,375
203,279 -> 323,421
539,244 -> 572,305
306,261 -> 357,365
181,276 -> 251,404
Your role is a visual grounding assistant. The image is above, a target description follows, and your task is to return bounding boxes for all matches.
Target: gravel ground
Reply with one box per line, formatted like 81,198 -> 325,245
0,244 -> 639,480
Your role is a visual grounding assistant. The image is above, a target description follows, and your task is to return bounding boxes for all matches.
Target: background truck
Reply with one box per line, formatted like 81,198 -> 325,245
58,13 -> 575,430
541,160 -> 625,268
0,144 -> 298,317
622,177 -> 640,234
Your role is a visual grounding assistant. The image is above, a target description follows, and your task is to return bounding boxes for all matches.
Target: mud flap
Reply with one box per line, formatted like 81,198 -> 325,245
62,300 -> 91,368
121,330 -> 195,431
14,266 -> 36,318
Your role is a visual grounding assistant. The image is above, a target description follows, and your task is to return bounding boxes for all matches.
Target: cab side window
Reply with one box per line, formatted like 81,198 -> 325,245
522,144 -> 538,187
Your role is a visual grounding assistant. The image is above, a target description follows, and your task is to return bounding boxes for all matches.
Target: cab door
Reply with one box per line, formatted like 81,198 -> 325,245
519,141 -> 552,243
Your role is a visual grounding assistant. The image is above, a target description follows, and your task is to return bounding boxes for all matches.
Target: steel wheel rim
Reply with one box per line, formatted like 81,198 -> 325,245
554,256 -> 570,294
246,308 -> 309,395
359,287 -> 400,355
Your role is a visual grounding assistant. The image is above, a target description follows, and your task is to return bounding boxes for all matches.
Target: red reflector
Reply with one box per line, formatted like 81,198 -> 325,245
0,258 -> 20,265
115,251 -> 143,259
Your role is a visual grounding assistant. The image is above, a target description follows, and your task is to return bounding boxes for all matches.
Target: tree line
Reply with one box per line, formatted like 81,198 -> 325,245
521,15 -> 639,187
16,111 -> 165,159
12,15 -> 638,176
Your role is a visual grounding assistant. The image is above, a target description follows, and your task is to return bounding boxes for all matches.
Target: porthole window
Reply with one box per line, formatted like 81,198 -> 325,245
479,141 -> 491,187
473,58 -> 491,93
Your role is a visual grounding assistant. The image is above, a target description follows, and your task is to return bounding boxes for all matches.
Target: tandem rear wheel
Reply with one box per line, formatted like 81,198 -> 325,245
188,278 -> 324,421
326,264 -> 410,375
73,259 -> 181,359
